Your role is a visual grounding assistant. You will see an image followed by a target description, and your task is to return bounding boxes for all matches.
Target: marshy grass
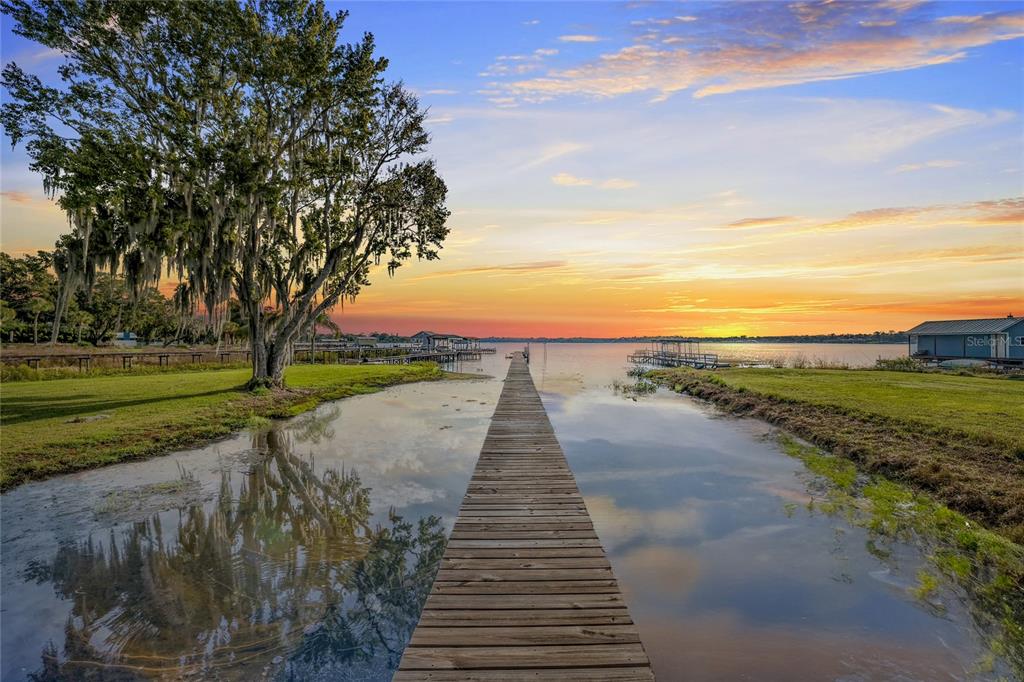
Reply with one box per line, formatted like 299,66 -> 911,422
651,365 -> 1024,542
779,435 -> 1024,674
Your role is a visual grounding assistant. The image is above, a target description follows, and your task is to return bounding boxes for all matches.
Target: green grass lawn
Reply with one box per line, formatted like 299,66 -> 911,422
0,363 -> 443,489
706,368 -> 1024,453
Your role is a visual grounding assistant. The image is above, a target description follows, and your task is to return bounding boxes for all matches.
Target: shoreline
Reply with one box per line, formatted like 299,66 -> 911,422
648,367 -> 1024,543
648,366 -> 1024,671
0,363 -> 456,491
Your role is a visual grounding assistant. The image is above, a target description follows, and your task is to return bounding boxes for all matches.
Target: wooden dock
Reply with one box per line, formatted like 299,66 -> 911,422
396,354 -> 654,680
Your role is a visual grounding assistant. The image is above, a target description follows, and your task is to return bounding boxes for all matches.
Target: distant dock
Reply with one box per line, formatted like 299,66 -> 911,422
628,338 -> 724,369
291,342 -> 494,365
396,353 -> 654,679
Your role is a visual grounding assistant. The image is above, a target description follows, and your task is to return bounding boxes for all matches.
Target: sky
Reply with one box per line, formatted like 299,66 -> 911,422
2,0 -> 1023,337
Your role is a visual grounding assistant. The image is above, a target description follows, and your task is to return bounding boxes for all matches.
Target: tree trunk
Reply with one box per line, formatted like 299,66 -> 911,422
49,314 -> 61,345
33,313 -> 40,345
248,339 -> 287,389
246,314 -> 288,390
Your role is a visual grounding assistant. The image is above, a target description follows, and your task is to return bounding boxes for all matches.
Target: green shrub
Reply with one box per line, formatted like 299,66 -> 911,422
875,356 -> 925,372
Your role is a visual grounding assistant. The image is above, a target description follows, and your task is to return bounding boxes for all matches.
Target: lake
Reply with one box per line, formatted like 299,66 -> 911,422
1,342 -> 1008,680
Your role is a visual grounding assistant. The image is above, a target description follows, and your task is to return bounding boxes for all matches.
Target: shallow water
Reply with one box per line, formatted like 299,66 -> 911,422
529,349 -> 985,680
1,378 -> 501,680
0,342 -> 1006,680
696,341 -> 904,367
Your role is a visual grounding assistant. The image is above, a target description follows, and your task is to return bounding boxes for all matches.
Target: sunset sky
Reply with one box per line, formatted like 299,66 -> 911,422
2,1 -> 1022,337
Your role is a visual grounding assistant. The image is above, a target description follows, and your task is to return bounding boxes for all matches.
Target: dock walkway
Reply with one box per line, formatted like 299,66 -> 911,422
396,354 -> 654,680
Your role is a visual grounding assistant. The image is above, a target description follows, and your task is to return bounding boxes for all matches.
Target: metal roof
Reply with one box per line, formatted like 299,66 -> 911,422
906,317 -> 1021,335
412,330 -> 465,339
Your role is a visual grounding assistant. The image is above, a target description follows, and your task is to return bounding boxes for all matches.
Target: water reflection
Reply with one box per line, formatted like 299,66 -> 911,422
23,430 -> 445,681
1,343 -> 1006,681
510,343 -> 1005,681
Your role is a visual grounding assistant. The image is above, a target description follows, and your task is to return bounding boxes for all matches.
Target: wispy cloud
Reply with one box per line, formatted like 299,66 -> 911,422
0,191 -> 38,205
410,260 -> 569,281
723,216 -> 800,230
424,89 -> 459,96
551,173 -> 638,189
601,178 -> 638,189
797,197 -> 1024,234
558,34 -> 601,43
480,48 -> 558,77
552,172 -> 592,186
631,16 -> 696,27
489,5 -> 1024,103
514,142 -> 588,172
890,159 -> 963,173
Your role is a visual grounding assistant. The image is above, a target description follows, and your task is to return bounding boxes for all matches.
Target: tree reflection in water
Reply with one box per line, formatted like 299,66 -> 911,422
26,429 -> 447,681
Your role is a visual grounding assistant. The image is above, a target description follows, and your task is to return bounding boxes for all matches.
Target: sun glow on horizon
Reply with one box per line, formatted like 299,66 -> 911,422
2,1 -> 1022,337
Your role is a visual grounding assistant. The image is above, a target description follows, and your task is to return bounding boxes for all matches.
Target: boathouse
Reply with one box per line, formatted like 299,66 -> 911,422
907,316 -> 1024,364
411,330 -> 443,349
412,330 -> 474,351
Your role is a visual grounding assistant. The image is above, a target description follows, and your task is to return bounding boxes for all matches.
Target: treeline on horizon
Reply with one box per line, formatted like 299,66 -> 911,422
479,333 -> 910,344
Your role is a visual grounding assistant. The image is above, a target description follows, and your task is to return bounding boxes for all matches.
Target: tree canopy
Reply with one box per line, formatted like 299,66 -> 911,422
2,0 -> 449,386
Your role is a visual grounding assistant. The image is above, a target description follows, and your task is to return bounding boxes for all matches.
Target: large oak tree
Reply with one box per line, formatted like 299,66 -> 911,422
2,0 -> 449,387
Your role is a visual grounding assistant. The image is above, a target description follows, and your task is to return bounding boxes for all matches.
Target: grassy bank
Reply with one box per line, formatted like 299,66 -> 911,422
1,360 -> 253,382
779,435 -> 1024,674
1,363 -> 445,490
649,367 -> 1024,542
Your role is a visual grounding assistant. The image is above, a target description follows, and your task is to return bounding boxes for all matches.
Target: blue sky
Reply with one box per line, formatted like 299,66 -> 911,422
2,1 -> 1022,335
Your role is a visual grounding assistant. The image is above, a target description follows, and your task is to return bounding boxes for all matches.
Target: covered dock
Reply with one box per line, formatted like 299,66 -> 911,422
627,338 -> 723,369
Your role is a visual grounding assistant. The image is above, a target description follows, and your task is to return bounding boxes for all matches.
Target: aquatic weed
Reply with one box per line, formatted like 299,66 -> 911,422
776,433 -> 1024,674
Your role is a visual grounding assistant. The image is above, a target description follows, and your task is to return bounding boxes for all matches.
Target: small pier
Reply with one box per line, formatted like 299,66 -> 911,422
365,350 -> 482,365
628,338 -> 722,369
396,354 -> 653,679
290,343 -> 486,365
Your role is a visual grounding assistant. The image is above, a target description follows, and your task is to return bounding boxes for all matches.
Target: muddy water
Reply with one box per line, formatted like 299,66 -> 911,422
0,343 -> 1008,680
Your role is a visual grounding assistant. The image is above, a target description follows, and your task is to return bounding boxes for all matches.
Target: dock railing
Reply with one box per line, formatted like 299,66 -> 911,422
627,348 -> 720,369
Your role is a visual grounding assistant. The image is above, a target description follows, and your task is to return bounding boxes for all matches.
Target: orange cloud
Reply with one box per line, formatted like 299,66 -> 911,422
799,197 -> 1023,234
723,216 -> 799,230
409,260 -> 570,281
0,191 -> 43,205
492,7 -> 1024,102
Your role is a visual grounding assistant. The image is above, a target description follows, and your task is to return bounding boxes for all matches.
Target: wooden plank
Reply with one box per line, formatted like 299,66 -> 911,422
455,516 -> 591,523
434,568 -> 615,582
441,547 -> 607,559
451,526 -> 595,535
394,668 -> 655,682
453,522 -> 595,532
416,608 -> 634,626
399,644 -> 650,669
410,625 -> 640,647
441,557 -> 612,569
431,581 -> 621,595
398,354 -> 651,676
